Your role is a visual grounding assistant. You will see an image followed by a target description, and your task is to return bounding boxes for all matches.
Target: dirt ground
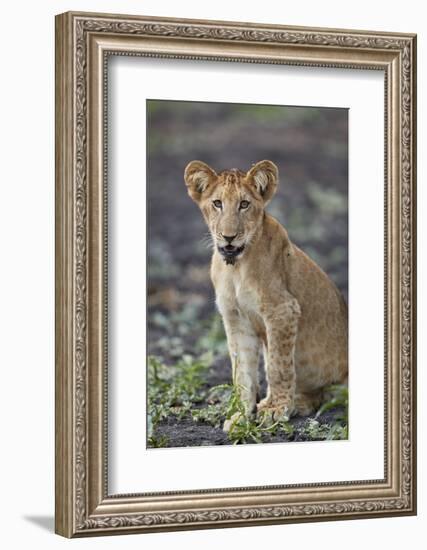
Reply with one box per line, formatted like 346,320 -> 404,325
147,100 -> 348,448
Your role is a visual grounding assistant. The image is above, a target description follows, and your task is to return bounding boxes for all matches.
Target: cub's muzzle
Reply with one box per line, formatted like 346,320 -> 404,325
218,244 -> 245,264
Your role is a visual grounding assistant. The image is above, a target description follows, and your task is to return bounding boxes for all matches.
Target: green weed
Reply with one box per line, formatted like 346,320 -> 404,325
190,405 -> 224,428
316,384 -> 348,418
147,353 -> 212,447
147,433 -> 169,448
302,418 -> 348,441
315,384 -> 349,434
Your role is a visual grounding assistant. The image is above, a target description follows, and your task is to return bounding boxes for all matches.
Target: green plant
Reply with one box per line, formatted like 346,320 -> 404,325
315,384 -> 349,431
316,384 -> 348,418
147,353 -> 213,448
190,405 -> 224,428
302,418 -> 348,441
147,434 -> 169,448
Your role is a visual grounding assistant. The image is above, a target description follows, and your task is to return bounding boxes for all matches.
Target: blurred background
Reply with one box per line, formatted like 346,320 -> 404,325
147,100 -> 348,447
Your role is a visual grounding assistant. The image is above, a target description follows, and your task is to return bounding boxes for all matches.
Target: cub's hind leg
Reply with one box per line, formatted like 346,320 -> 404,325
294,369 -> 348,417
293,390 -> 324,417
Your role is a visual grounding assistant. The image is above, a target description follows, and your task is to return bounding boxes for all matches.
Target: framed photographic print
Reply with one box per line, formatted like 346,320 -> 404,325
55,11 -> 417,537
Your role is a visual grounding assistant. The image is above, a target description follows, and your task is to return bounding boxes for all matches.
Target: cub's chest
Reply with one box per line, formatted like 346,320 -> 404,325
215,272 -> 260,317
235,282 -> 259,314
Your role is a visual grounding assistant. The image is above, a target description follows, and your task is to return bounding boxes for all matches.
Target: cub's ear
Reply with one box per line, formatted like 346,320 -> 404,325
246,160 -> 278,204
184,161 -> 218,203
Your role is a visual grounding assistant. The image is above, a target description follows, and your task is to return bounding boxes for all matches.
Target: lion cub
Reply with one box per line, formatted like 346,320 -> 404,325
184,160 -> 348,430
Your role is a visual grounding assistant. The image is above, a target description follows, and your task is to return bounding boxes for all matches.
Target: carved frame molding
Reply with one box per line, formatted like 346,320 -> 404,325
55,11 -> 416,537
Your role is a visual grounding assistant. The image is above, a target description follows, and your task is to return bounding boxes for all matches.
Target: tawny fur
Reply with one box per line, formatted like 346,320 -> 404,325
184,160 -> 348,430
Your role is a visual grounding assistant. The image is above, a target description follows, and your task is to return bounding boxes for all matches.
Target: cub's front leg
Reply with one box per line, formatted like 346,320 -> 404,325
220,308 -> 261,432
258,297 -> 301,423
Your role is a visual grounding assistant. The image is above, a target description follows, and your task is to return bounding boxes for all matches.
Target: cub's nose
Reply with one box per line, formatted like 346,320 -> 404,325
221,234 -> 237,244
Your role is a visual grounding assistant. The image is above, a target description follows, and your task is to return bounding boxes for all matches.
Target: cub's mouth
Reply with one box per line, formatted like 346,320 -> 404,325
218,244 -> 245,265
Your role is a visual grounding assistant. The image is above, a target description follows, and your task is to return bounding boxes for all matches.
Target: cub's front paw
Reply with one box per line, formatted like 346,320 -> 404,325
257,398 -> 293,425
223,412 -> 243,433
223,409 -> 256,432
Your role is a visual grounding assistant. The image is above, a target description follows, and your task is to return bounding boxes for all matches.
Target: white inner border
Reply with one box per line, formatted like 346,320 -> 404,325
108,57 -> 384,494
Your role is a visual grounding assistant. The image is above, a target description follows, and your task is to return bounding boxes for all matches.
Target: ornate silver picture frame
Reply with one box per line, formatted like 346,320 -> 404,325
55,11 -> 417,537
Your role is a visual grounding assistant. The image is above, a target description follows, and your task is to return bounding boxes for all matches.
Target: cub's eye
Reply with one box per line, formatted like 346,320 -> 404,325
239,200 -> 250,210
213,200 -> 222,209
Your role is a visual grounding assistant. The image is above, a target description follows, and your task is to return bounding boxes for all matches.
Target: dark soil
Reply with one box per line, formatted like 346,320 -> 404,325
155,409 -> 345,448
